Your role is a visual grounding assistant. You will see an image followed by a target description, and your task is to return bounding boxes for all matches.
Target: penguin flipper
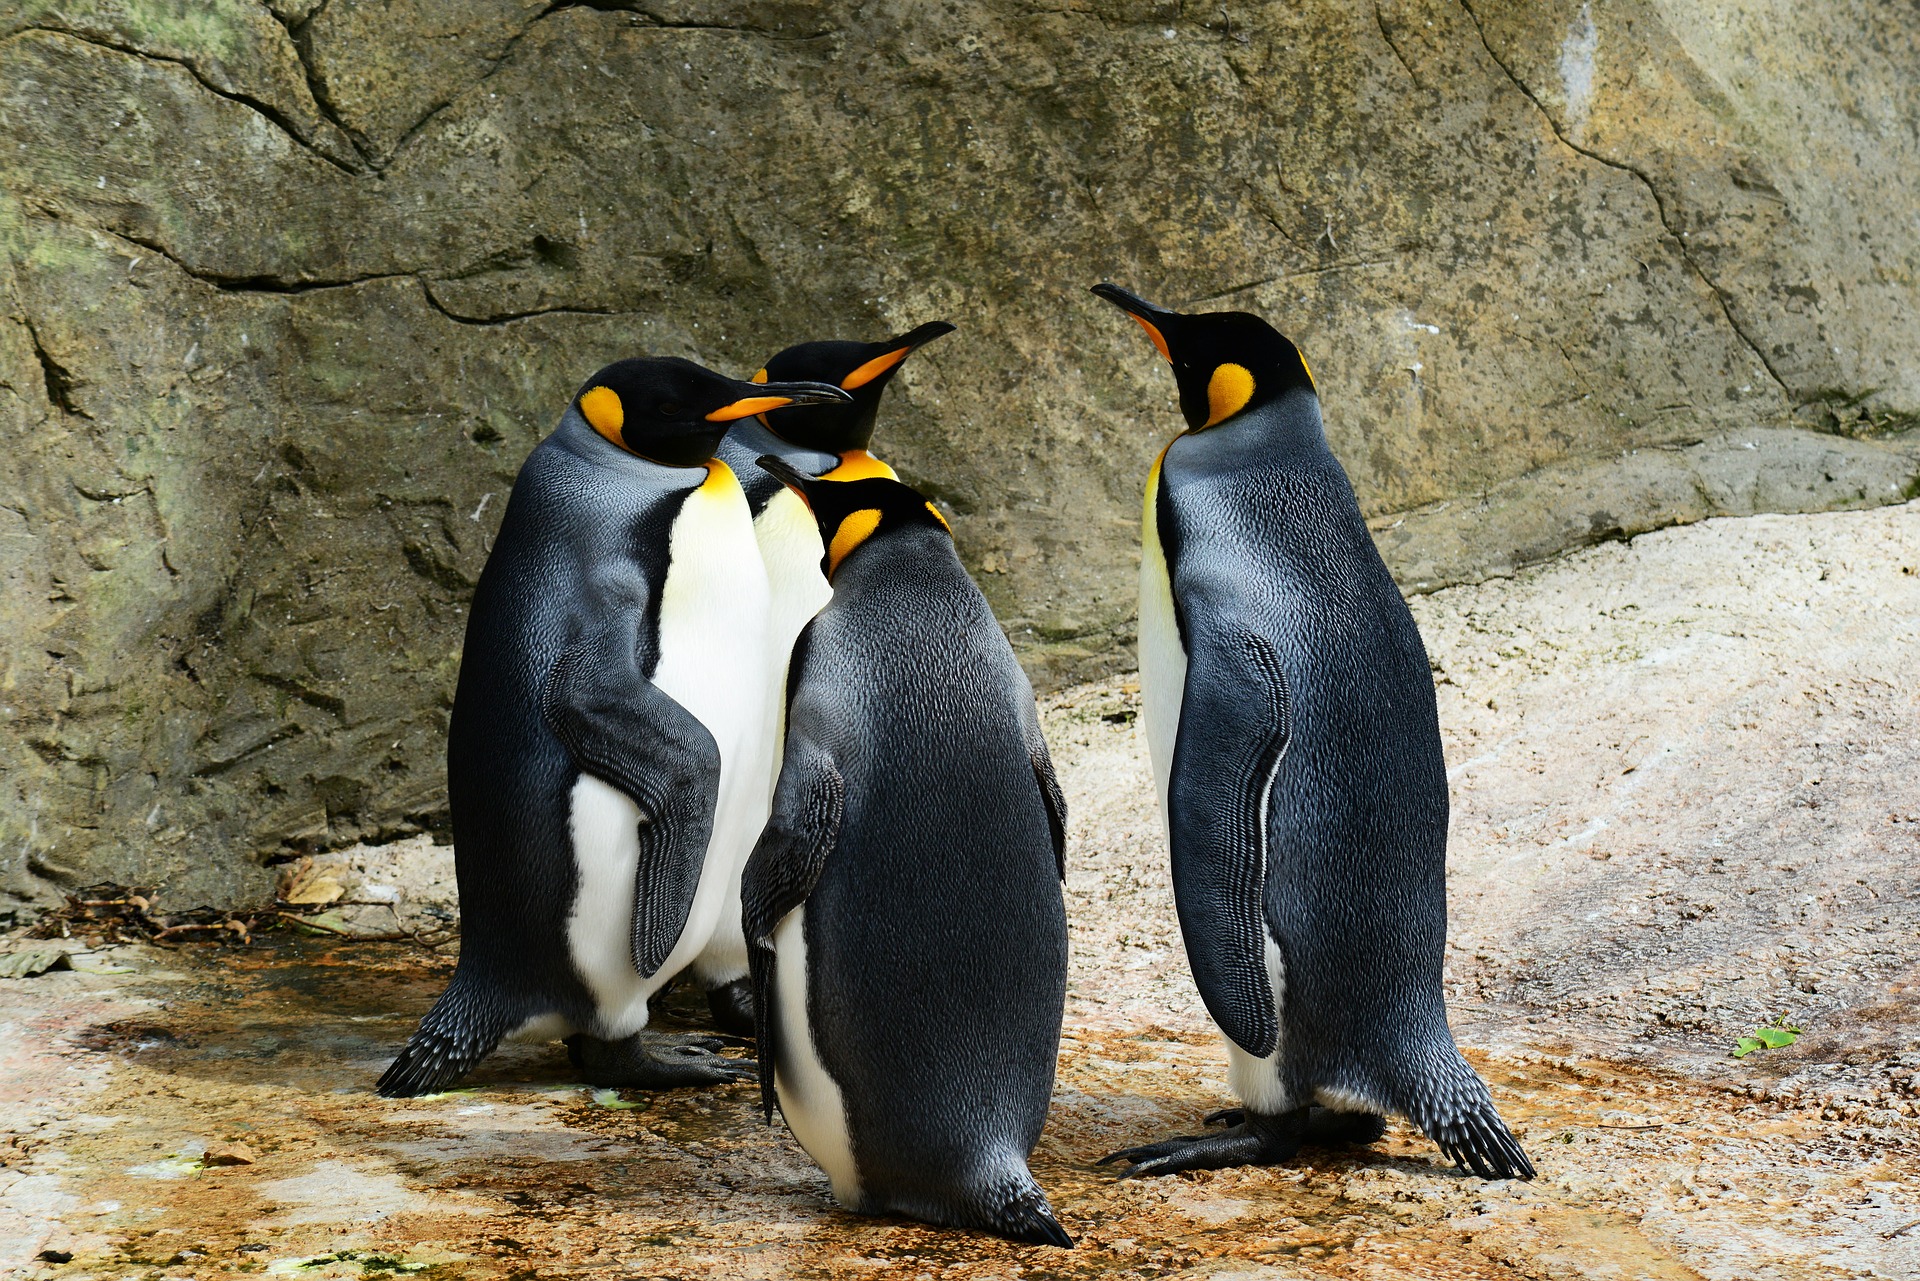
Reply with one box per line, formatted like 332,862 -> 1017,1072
1167,630 -> 1292,1059
543,634 -> 722,978
741,736 -> 844,1121
1014,671 -> 1068,878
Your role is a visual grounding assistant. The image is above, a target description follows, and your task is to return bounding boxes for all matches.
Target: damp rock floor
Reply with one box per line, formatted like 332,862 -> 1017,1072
6,502 -> 1920,1281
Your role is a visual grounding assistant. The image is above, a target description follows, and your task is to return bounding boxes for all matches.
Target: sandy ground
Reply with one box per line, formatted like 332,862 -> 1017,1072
3,501 -> 1918,1280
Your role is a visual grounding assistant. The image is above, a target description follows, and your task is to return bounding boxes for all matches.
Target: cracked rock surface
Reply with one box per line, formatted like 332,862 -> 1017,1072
2,503 -> 1916,1278
3,2 -> 1918,906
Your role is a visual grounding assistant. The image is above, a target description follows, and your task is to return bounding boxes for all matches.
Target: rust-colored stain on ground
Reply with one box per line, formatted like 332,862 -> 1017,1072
3,938 -> 1916,1280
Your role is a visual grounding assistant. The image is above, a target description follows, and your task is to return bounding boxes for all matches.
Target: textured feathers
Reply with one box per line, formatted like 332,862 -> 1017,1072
1166,632 -> 1291,1059
375,976 -> 517,1098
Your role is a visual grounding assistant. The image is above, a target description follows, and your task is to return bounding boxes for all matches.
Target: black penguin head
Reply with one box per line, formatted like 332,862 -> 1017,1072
756,455 -> 952,580
749,320 -> 956,454
573,357 -> 851,466
1091,283 -> 1316,432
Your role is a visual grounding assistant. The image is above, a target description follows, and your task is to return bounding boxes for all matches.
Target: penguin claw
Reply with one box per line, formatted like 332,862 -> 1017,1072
1099,1136 -> 1211,1168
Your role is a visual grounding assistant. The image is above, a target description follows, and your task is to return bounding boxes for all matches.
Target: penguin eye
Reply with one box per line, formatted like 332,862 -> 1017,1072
656,401 -> 684,418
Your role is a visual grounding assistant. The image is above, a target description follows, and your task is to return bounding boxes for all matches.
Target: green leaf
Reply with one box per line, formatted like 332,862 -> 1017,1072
1732,1036 -> 1765,1058
1755,1026 -> 1799,1048
591,1088 -> 641,1109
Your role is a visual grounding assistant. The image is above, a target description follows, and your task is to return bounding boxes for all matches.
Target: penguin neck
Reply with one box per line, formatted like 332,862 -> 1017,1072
1170,388 -> 1332,474
729,416 -> 830,467
552,414 -> 709,485
821,448 -> 896,482
825,523 -> 950,587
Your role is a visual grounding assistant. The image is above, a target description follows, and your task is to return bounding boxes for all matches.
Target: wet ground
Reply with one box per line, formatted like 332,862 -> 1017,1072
5,502 -> 1919,1280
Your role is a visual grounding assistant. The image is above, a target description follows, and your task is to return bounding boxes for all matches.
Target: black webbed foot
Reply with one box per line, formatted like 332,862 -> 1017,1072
1100,1108 -> 1308,1178
565,1030 -> 756,1088
705,977 -> 757,1039
1207,1105 -> 1387,1145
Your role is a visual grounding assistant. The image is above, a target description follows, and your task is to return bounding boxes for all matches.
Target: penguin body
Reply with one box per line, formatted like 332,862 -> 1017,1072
1092,285 -> 1533,1181
691,323 -> 953,1035
742,463 -> 1073,1247
377,359 -> 850,1097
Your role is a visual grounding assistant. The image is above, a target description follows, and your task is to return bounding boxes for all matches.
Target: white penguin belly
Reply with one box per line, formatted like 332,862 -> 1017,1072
1139,462 -> 1188,816
566,467 -> 772,1034
1141,461 -> 1289,1106
771,906 -> 861,1207
753,487 -> 834,794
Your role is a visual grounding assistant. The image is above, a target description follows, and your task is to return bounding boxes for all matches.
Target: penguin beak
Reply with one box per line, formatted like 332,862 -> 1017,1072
839,321 -> 957,391
755,454 -> 815,507
1091,283 -> 1177,363
707,380 -> 851,422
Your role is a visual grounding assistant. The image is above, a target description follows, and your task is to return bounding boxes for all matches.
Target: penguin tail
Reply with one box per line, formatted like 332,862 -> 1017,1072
984,1177 -> 1074,1249
1404,1048 -> 1535,1181
375,974 -> 516,1098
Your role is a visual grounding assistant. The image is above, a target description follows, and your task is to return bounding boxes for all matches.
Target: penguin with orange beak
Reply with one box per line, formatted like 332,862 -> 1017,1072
690,322 -> 955,1036
1088,284 -> 1533,1181
378,357 -> 849,1096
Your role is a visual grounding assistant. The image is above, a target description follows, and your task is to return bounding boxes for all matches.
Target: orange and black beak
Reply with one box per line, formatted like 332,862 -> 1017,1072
837,320 -> 957,392
706,379 -> 851,422
1091,283 -> 1178,363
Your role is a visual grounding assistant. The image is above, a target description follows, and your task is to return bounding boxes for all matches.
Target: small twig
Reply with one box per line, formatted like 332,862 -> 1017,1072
272,911 -> 455,948
1595,1122 -> 1666,1130
1884,1219 -> 1920,1240
150,922 -> 242,942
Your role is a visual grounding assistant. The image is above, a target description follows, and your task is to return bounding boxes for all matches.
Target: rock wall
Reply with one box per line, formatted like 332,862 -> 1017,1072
3,0 -> 1916,910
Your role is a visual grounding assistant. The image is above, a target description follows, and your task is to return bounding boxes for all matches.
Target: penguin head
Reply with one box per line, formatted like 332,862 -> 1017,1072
756,455 -> 952,579
1091,283 -> 1316,432
749,320 -> 956,454
573,357 -> 851,466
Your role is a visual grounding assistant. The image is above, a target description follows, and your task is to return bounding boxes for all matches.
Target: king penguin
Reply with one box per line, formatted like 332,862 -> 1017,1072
1087,283 -> 1534,1181
689,320 -> 955,1037
375,358 -> 851,1097
740,459 -> 1073,1247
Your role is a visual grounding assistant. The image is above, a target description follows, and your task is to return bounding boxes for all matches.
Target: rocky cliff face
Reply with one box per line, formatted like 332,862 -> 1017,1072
4,0 -> 1916,910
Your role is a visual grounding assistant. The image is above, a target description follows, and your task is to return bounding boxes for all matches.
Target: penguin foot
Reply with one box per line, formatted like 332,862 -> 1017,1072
1101,1108 -> 1309,1178
705,978 -> 757,1039
565,1031 -> 756,1089
1206,1105 -> 1388,1147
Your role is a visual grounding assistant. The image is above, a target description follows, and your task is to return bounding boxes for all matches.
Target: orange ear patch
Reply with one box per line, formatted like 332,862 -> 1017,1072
1202,362 -> 1255,428
840,346 -> 912,390
1129,313 -> 1172,362
924,502 -> 951,532
827,508 -> 883,576
580,386 -> 625,447
750,368 -> 769,384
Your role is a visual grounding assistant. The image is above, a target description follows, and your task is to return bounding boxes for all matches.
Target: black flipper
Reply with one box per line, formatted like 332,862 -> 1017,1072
1015,672 -> 1068,879
1166,630 -> 1292,1058
543,623 -> 722,979
740,735 -> 844,1121
376,971 -> 518,1097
